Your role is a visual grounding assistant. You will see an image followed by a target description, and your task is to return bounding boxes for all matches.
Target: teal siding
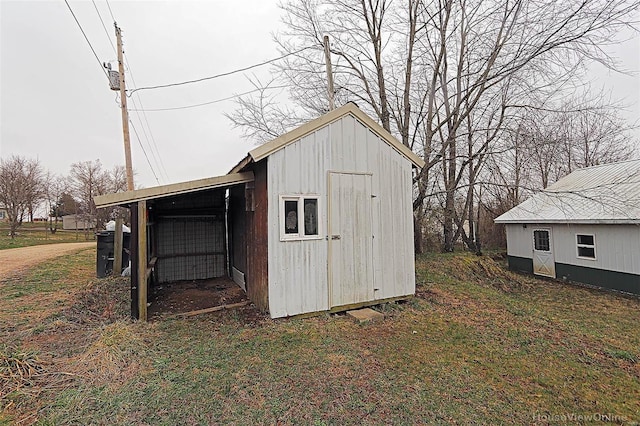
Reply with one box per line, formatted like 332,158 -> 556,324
555,263 -> 640,295
508,256 -> 640,295
507,255 -> 533,274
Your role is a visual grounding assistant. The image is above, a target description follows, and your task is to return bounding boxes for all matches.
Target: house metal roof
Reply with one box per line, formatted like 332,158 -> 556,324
495,159 -> 640,224
230,103 -> 425,173
93,172 -> 254,208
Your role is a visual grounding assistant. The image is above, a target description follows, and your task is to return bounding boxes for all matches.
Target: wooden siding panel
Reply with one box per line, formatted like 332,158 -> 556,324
229,185 -> 247,274
246,161 -> 269,312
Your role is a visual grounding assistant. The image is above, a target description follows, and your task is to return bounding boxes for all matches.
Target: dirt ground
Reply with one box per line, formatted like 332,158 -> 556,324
0,242 -> 95,279
148,277 -> 250,319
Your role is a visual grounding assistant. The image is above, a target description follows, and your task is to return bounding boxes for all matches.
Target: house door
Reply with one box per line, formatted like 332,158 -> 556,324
532,228 -> 555,278
328,172 -> 374,308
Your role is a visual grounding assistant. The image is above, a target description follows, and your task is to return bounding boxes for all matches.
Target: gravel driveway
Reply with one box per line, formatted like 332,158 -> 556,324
0,242 -> 95,279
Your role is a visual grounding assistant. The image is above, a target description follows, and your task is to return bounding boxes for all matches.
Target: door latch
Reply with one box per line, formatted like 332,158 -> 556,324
331,235 -> 341,240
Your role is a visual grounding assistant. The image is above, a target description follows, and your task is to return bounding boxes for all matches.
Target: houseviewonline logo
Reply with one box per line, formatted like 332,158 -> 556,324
532,412 -> 629,423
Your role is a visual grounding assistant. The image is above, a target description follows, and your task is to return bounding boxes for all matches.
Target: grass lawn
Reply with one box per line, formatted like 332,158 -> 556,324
1,250 -> 638,425
0,222 -> 93,250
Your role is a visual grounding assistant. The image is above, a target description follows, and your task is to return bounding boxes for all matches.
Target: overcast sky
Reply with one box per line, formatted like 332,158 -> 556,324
1,1 -> 639,190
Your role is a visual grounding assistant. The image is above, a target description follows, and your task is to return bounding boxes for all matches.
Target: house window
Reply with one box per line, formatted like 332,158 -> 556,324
533,230 -> 550,251
280,195 -> 320,241
0,211 -> 5,220
576,234 -> 596,259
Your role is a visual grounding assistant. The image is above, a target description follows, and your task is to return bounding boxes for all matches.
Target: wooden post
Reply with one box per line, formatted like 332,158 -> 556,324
113,217 -> 123,275
115,23 -> 134,191
323,35 -> 335,111
137,200 -> 147,321
129,203 -> 139,320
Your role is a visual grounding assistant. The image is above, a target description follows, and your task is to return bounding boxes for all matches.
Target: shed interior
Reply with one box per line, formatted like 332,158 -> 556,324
139,186 -> 247,316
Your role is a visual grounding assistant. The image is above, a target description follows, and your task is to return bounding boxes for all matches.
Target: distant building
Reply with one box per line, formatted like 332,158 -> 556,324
62,214 -> 96,230
495,160 -> 640,295
0,206 -> 7,222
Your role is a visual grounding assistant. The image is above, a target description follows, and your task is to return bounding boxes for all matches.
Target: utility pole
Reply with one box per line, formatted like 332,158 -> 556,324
323,35 -> 335,111
115,23 -> 134,191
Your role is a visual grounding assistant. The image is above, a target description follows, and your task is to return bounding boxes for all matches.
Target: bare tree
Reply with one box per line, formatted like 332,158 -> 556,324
70,160 -> 109,231
228,0 -> 639,252
0,155 -> 46,238
43,173 -> 68,234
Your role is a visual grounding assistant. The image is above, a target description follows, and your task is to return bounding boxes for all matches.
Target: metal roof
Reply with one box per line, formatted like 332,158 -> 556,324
230,103 -> 425,174
495,159 -> 640,224
94,172 -> 254,208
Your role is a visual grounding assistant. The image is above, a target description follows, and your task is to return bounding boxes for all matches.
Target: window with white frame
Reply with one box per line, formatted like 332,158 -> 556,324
576,234 -> 596,259
0,211 -> 5,220
280,195 -> 320,241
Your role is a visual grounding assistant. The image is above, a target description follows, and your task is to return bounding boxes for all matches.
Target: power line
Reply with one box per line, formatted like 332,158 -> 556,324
128,85 -> 289,112
105,0 -> 116,22
129,95 -> 169,181
129,119 -> 160,185
128,47 -> 313,95
92,0 -> 116,55
124,50 -> 170,181
124,55 -> 170,181
64,0 -> 109,79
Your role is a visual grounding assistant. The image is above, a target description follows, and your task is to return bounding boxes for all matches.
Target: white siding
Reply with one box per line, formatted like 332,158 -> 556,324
552,224 -> 640,274
268,127 -> 331,318
505,224 -> 538,258
506,223 -> 640,275
267,114 -> 416,317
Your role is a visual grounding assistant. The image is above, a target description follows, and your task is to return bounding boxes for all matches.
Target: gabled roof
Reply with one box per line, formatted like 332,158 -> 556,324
495,159 -> 640,224
230,103 -> 424,173
94,172 -> 254,208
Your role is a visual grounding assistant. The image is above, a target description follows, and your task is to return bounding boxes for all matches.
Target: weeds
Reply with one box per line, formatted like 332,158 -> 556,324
0,346 -> 43,398
2,250 -> 640,424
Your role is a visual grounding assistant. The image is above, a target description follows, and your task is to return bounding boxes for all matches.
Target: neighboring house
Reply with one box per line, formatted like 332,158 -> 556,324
95,103 -> 425,320
495,159 -> 640,295
0,206 -> 7,222
62,214 -> 96,230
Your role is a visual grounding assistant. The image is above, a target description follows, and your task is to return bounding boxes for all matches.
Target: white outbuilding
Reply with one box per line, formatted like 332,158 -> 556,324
95,103 -> 425,319
495,160 -> 640,295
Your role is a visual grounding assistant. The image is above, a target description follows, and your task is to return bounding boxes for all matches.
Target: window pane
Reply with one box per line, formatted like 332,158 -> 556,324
303,198 -> 318,235
534,230 -> 550,251
578,246 -> 595,258
577,234 -> 594,245
284,200 -> 298,234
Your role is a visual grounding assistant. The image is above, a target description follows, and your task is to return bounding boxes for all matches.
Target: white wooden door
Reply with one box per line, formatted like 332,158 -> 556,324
532,228 -> 555,278
328,172 -> 374,307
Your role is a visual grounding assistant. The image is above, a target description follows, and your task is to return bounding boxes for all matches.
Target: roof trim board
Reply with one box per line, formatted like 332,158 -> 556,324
246,103 -> 425,169
496,218 -> 640,224
94,172 -> 254,208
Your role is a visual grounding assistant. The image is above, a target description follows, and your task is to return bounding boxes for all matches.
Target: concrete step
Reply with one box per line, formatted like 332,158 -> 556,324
346,307 -> 384,324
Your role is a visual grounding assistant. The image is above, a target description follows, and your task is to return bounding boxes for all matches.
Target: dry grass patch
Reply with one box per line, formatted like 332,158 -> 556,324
2,249 -> 640,424
71,322 -> 154,389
